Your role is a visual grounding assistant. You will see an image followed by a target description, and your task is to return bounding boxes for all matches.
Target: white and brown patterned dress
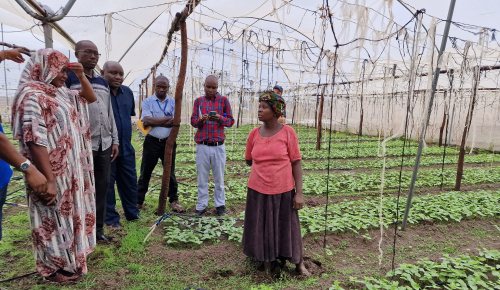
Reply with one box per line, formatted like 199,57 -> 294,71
11,49 -> 96,277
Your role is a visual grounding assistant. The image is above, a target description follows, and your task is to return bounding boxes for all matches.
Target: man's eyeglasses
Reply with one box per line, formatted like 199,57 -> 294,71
77,49 -> 101,57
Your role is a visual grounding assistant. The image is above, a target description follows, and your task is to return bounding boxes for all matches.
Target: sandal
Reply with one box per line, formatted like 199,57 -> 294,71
44,273 -> 79,283
44,270 -> 81,283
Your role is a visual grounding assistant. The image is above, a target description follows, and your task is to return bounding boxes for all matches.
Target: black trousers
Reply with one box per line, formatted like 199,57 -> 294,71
93,146 -> 112,237
137,135 -> 178,205
105,151 -> 140,225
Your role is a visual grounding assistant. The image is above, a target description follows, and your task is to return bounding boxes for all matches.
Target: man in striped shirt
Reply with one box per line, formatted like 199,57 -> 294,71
190,75 -> 234,216
66,40 -> 119,243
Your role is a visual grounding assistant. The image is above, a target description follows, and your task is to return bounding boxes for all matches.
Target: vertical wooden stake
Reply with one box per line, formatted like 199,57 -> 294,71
157,16 -> 189,215
316,86 -> 326,150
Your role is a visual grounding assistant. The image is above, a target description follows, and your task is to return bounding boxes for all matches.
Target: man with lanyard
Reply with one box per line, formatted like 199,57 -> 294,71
137,75 -> 183,213
66,40 -> 119,243
102,61 -> 140,228
190,75 -> 234,216
0,48 -> 47,240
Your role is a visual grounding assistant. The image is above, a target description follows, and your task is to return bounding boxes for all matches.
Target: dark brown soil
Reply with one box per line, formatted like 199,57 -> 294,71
307,218 -> 500,289
140,217 -> 499,289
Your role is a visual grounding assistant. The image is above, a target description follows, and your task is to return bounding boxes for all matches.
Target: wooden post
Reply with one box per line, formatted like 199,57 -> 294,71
439,69 -> 454,147
358,59 -> 367,136
454,66 -> 480,191
157,0 -> 200,215
316,86 -> 326,150
236,31 -> 245,128
438,90 -> 448,146
138,83 -> 143,118
152,68 -> 157,89
314,94 -> 319,128
291,96 -> 297,125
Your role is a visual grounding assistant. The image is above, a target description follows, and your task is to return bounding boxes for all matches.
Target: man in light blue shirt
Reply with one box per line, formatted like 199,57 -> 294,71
137,75 -> 183,212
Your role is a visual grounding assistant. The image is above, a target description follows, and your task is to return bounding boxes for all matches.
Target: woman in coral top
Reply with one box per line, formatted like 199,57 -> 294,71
243,91 -> 309,276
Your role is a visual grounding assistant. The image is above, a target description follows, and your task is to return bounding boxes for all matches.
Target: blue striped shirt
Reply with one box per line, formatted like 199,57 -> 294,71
66,71 -> 119,151
141,95 -> 175,139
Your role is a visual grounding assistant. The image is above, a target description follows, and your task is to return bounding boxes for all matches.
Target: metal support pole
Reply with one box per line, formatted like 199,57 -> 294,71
401,0 -> 456,230
43,23 -> 53,48
14,0 -> 76,48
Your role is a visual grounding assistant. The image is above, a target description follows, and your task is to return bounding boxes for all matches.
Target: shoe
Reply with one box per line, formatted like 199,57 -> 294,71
107,223 -> 122,229
215,205 -> 226,216
195,208 -> 206,216
126,216 -> 139,222
96,234 -> 113,244
170,201 -> 184,213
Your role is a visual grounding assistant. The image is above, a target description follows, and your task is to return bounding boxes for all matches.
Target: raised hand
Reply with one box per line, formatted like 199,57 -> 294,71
0,48 -> 27,63
67,62 -> 85,78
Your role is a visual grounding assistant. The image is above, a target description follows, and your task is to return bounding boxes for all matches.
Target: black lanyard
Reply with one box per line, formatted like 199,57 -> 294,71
156,99 -> 170,117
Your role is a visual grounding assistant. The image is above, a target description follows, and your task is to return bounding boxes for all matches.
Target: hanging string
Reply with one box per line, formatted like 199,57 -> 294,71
323,0 -> 340,250
390,9 -> 423,275
440,70 -> 454,188
104,13 -> 113,60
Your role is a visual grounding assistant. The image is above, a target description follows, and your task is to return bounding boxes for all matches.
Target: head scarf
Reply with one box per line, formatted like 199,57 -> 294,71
11,48 -> 70,139
17,48 -> 68,91
258,90 -> 286,117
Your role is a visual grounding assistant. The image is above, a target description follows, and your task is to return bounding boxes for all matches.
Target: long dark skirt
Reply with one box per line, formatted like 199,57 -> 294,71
242,188 -> 303,264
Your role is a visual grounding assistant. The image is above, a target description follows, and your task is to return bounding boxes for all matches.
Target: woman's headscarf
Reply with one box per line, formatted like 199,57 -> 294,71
17,48 -> 69,90
258,90 -> 286,117
11,48 -> 69,139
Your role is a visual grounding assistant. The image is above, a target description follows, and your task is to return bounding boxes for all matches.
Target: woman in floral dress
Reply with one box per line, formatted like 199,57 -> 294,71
11,48 -> 97,282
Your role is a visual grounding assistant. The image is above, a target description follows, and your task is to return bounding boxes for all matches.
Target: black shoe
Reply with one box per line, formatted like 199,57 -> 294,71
126,216 -> 140,222
106,223 -> 122,230
96,234 -> 113,244
195,208 -> 206,216
215,205 -> 226,216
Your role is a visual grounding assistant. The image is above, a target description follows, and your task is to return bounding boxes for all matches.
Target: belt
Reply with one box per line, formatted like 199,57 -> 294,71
198,140 -> 224,146
146,135 -> 167,142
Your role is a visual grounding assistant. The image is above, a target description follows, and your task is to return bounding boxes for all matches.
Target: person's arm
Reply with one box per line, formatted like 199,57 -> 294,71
0,48 -> 28,63
244,128 -> 256,166
0,134 -> 47,192
27,143 -> 56,205
107,90 -> 119,161
190,98 -> 208,128
288,127 -> 304,210
142,116 -> 173,127
291,160 -> 304,210
141,98 -> 173,127
130,90 -> 136,117
220,97 -> 235,127
67,63 -> 97,103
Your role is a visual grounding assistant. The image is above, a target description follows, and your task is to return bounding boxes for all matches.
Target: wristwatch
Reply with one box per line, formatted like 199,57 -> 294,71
19,159 -> 31,172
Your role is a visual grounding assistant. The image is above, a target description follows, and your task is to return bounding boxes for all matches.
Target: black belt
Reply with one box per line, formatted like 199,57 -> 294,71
198,140 -> 224,146
146,135 -> 167,142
